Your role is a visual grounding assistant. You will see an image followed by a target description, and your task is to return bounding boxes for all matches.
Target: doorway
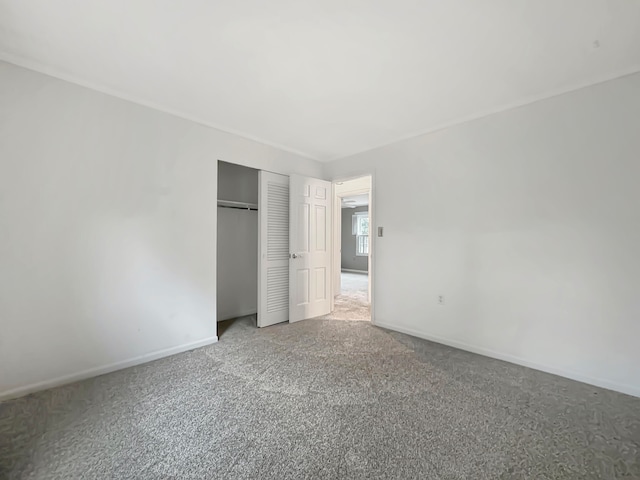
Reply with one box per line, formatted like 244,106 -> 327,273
324,175 -> 373,322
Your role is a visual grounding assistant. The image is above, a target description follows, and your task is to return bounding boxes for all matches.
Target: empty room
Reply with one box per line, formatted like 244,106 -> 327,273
1,1 -> 639,479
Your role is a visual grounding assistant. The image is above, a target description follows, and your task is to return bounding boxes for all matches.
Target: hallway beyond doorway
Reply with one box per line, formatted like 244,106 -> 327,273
319,272 -> 370,321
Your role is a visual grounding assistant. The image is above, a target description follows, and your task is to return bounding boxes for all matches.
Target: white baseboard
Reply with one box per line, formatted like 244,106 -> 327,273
341,269 -> 368,274
0,336 -> 219,402
374,322 -> 640,399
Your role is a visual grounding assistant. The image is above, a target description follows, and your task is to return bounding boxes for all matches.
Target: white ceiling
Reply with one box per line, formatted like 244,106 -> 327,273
342,194 -> 369,208
1,1 -> 639,161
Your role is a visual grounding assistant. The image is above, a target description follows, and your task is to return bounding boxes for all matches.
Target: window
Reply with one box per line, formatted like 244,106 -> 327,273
352,212 -> 369,256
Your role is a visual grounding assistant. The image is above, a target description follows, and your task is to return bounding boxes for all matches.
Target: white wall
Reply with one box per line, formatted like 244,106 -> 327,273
0,61 -> 323,399
325,73 -> 640,397
217,162 -> 259,321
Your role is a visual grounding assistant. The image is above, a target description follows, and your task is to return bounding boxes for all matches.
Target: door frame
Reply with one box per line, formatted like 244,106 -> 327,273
330,173 -> 375,324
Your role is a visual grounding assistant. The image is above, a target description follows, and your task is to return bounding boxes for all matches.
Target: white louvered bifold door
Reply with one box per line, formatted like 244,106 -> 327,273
257,171 -> 290,327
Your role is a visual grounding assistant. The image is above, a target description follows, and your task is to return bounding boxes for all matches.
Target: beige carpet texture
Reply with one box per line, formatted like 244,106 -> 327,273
319,272 -> 370,321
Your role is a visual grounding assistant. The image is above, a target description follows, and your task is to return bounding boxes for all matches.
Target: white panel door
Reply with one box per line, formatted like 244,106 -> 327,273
257,171 -> 289,327
289,175 -> 332,322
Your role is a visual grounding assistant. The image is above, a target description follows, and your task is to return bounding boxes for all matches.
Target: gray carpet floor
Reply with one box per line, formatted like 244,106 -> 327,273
1,317 -> 639,479
318,272 -> 371,321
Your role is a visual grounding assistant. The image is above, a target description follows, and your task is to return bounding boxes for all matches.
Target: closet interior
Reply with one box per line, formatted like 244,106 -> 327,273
216,161 -> 259,330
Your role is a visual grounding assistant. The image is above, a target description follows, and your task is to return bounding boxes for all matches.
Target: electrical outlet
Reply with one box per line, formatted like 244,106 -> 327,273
438,295 -> 445,305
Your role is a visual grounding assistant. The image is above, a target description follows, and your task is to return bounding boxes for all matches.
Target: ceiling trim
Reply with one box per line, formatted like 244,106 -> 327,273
0,51 -> 319,161
323,65 -> 640,162
2,51 -> 639,164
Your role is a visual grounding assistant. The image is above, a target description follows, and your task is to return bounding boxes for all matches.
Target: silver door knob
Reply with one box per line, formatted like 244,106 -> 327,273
291,253 -> 299,259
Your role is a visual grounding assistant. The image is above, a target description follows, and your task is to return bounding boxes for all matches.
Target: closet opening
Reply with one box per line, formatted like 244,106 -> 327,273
216,160 -> 259,337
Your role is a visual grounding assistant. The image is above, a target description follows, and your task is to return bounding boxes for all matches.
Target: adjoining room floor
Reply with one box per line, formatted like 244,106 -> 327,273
1,317 -> 639,479
318,271 -> 370,321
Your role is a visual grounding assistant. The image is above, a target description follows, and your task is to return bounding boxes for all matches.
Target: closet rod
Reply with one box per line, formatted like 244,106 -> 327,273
217,199 -> 258,211
218,204 -> 258,211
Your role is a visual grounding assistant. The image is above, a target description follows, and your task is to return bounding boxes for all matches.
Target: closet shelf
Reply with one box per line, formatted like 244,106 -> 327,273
217,199 -> 258,211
